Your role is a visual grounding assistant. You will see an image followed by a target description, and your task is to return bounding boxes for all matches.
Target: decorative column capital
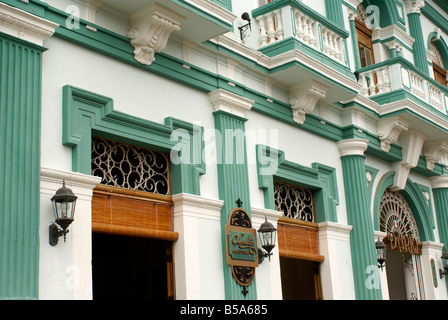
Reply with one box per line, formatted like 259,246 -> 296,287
0,2 -> 58,46
337,139 -> 369,157
128,3 -> 184,65
430,175 -> 448,189
405,0 -> 425,14
209,89 -> 254,118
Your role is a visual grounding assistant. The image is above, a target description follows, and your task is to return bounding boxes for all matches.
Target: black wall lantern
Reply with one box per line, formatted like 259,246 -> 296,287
49,181 -> 78,246
440,251 -> 448,279
258,217 -> 277,264
238,12 -> 251,40
376,238 -> 387,270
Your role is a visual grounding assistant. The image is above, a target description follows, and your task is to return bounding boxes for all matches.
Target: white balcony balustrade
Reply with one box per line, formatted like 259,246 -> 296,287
357,60 -> 448,114
254,5 -> 346,64
256,9 -> 284,47
358,66 -> 392,97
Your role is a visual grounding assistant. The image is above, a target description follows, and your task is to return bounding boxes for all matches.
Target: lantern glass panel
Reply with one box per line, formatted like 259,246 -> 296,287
377,246 -> 386,261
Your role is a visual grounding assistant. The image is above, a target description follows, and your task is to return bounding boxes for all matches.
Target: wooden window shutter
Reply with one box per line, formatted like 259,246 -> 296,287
277,218 -> 324,262
92,186 -> 178,241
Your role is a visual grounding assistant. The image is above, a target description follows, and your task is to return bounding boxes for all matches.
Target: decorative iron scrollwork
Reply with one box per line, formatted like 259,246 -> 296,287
232,266 -> 255,296
91,137 -> 170,195
379,189 -> 419,240
229,209 -> 252,228
274,181 -> 314,222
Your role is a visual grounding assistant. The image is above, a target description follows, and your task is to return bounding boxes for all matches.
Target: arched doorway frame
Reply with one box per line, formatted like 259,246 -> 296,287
360,0 -> 400,28
372,172 -> 437,299
373,172 -> 434,242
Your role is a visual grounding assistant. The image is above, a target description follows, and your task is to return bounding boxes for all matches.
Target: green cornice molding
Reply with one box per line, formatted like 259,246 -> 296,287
422,3 -> 448,38
433,0 -> 448,14
62,85 -> 205,195
255,145 -> 339,222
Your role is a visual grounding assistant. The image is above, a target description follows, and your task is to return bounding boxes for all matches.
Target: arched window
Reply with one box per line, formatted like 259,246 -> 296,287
356,4 -> 375,68
431,41 -> 447,86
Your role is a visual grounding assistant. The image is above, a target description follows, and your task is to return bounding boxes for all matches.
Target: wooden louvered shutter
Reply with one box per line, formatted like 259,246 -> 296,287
92,185 -> 178,241
277,218 -> 324,262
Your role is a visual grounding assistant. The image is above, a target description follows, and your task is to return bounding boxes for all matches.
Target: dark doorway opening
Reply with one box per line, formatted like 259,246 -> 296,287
280,257 -> 322,300
92,233 -> 172,300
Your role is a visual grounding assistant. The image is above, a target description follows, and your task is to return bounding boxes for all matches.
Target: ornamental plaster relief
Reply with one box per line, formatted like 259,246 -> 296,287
288,81 -> 329,125
404,0 -> 425,14
377,116 -> 410,152
128,3 -> 184,65
423,140 -> 448,171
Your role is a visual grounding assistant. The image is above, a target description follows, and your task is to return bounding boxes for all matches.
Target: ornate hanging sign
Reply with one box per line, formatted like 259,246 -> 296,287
225,199 -> 258,295
383,232 -> 422,255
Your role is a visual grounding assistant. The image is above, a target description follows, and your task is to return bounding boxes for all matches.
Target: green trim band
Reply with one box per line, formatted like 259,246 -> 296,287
256,145 -> 339,223
62,85 -> 205,195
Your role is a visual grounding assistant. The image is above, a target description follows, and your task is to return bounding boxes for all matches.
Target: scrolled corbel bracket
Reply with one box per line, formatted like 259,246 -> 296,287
377,116 -> 411,152
288,81 -> 329,125
128,3 -> 184,65
423,140 -> 448,171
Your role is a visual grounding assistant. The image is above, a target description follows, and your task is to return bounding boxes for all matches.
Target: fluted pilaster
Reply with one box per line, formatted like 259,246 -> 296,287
338,139 -> 382,300
0,35 -> 44,299
210,89 -> 256,300
405,0 -> 429,76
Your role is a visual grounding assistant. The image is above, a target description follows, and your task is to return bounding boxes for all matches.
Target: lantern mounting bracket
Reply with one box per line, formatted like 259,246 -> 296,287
49,223 -> 70,246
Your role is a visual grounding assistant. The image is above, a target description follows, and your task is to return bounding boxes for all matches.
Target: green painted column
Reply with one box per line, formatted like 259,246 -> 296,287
209,89 -> 256,300
430,176 -> 448,287
0,3 -> 57,299
0,33 -> 45,299
348,12 -> 361,70
406,1 -> 430,76
326,0 -> 344,29
337,139 -> 382,300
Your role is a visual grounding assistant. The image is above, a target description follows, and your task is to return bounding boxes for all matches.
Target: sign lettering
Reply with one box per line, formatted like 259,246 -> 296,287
384,232 -> 421,255
228,231 -> 257,261
224,205 -> 259,293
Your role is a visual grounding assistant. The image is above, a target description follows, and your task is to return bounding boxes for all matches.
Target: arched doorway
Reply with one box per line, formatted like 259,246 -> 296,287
379,189 -> 425,300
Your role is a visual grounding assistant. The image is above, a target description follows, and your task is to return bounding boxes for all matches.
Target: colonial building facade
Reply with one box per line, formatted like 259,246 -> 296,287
1,0 -> 448,300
